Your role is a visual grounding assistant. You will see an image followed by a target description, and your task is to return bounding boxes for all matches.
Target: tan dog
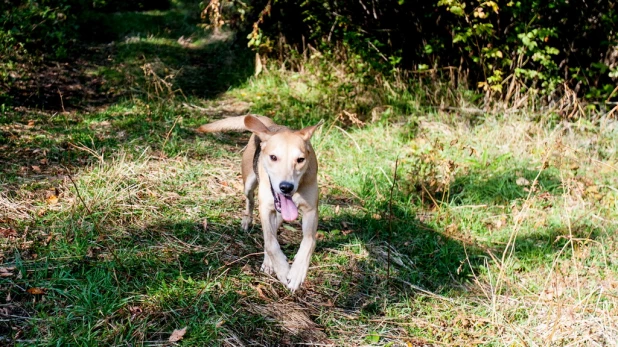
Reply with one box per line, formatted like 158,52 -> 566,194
197,115 -> 323,291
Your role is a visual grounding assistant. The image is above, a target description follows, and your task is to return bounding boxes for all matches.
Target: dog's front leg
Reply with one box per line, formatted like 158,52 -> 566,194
260,209 -> 290,284
287,207 -> 318,291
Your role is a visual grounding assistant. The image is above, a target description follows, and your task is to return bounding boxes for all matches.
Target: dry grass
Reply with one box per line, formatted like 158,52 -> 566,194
3,102 -> 618,346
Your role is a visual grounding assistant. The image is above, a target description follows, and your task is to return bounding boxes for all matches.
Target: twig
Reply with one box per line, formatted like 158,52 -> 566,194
395,278 -> 457,304
67,142 -> 104,163
63,165 -> 92,215
62,165 -> 125,275
216,252 -> 264,271
492,141 -> 555,320
450,204 -> 488,209
334,126 -> 362,152
387,157 -> 399,285
57,88 -> 65,113
162,115 -> 182,152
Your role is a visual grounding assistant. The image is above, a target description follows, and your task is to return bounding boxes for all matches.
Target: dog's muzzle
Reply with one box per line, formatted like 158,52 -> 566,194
268,177 -> 299,221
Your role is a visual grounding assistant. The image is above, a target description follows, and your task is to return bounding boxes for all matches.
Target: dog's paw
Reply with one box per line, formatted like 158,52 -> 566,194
260,257 -> 274,275
286,261 -> 309,291
241,216 -> 253,231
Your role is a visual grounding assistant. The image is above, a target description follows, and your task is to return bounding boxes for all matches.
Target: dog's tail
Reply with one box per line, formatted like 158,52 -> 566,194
196,115 -> 275,133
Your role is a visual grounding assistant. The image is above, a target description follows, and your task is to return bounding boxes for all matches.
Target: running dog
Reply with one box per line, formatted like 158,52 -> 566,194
197,115 -> 323,291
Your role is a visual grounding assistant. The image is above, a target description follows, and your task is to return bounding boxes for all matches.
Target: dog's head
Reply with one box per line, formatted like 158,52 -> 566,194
244,115 -> 322,198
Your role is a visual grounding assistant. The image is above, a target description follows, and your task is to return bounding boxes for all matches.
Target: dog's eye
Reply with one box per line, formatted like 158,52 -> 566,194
270,155 -> 277,161
297,158 -> 305,164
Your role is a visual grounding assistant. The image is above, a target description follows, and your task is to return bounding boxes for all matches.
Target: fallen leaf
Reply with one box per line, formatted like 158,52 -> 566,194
445,223 -> 458,234
27,120 -> 35,127
240,264 -> 252,275
40,158 -> 48,165
467,146 -> 478,156
516,177 -> 530,186
169,327 -> 187,342
255,284 -> 267,299
46,195 -> 59,205
27,287 -> 46,295
0,267 -> 16,277
365,331 -> 380,343
0,227 -> 17,238
128,306 -> 143,319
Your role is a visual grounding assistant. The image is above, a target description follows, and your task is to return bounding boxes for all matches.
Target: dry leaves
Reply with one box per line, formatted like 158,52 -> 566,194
45,189 -> 60,205
0,227 -> 17,238
26,287 -> 46,295
128,306 -> 143,320
0,267 -> 16,277
169,327 -> 187,342
46,195 -> 59,205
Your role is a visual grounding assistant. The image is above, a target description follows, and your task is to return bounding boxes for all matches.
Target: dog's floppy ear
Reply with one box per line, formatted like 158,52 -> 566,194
244,115 -> 272,141
297,119 -> 324,141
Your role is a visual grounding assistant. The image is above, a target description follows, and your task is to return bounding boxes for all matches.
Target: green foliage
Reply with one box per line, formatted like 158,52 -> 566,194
0,0 -> 76,60
237,0 -> 618,104
0,0 -> 173,61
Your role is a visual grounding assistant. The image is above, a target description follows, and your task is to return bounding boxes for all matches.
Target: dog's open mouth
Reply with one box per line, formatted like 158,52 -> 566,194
273,193 -> 299,222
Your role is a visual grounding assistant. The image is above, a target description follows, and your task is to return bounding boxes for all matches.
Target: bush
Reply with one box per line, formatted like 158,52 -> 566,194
208,0 -> 618,104
0,0 -> 80,61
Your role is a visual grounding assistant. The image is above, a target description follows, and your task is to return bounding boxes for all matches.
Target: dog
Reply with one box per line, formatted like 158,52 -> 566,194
197,115 -> 323,291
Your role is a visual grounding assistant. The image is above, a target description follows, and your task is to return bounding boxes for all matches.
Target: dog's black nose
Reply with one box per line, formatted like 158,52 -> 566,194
279,182 -> 294,195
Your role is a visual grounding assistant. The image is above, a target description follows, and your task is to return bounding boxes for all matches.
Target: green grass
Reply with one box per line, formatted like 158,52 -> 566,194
2,1 -> 618,346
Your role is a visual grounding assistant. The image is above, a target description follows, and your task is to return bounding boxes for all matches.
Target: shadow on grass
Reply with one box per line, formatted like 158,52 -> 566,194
3,1 -> 253,110
0,0 -> 254,187
0,217 -> 298,345
504,222 -> 603,269
1,174 -> 594,344
448,168 -> 563,206
0,193 -> 475,345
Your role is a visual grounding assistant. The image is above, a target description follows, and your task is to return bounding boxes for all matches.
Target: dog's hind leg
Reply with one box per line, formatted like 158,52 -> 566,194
241,171 -> 257,231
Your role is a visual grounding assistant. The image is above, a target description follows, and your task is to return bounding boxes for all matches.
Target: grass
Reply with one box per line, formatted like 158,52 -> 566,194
2,1 -> 618,346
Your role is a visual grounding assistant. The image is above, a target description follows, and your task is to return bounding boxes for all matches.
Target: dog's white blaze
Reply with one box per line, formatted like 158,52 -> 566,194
263,144 -> 306,195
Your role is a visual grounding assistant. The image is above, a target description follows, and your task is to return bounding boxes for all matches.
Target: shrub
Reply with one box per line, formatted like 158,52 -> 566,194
204,0 -> 618,104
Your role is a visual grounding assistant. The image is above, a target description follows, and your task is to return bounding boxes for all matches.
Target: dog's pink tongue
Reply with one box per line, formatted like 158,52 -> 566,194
278,194 -> 298,221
